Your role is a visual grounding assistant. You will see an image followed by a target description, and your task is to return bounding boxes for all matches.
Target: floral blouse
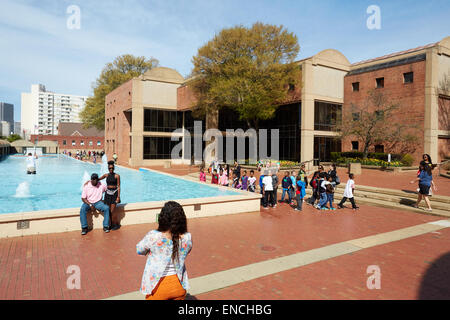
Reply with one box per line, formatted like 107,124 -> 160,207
136,230 -> 192,294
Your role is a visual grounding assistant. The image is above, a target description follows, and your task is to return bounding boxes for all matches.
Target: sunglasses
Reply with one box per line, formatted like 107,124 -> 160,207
108,167 -> 114,170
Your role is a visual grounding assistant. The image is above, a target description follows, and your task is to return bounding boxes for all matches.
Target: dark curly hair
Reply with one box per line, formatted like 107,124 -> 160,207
157,201 -> 187,263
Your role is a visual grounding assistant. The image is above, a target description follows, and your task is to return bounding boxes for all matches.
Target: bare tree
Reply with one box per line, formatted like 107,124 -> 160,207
337,90 -> 419,158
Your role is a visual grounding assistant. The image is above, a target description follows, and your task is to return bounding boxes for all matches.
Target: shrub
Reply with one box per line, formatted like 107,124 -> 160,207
401,154 -> 414,167
330,152 -> 341,162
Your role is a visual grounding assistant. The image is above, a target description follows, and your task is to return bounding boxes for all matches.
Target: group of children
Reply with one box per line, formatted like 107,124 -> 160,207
200,166 -> 258,192
200,162 -> 359,212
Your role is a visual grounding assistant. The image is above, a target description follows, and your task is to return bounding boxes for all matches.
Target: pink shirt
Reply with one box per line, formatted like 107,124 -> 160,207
219,173 -> 228,186
82,182 -> 107,203
199,172 -> 206,182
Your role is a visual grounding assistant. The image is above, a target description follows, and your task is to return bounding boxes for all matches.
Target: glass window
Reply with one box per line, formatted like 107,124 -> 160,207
376,77 -> 384,88
403,72 -> 413,83
143,137 -> 178,159
352,82 -> 359,92
314,136 -> 342,162
97,141 -> 101,146
89,141 -> 93,146
351,141 -> 359,150
144,109 -> 183,132
80,140 -> 84,146
62,140 -> 66,145
352,112 -> 360,121
314,101 -> 342,131
72,140 -> 76,146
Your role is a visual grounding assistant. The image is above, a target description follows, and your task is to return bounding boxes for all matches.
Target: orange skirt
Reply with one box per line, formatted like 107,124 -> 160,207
145,275 -> 186,300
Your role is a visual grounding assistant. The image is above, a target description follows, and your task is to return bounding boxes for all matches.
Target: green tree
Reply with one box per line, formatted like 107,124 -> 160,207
6,134 -> 21,143
80,54 -> 159,130
190,22 -> 300,129
338,90 -> 419,158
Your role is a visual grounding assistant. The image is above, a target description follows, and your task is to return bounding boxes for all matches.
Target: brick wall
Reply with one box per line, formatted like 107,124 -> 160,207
343,60 -> 426,163
30,134 -> 104,152
105,79 -> 133,165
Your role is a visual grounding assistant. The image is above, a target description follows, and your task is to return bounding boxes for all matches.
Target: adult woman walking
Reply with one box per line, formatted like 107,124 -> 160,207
410,164 -> 437,211
136,201 -> 192,300
98,160 -> 121,230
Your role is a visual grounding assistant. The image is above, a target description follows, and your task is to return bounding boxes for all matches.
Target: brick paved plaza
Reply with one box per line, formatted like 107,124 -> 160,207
1,171 -> 449,300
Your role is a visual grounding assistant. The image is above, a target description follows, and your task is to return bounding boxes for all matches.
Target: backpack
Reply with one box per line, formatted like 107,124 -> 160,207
335,175 -> 340,185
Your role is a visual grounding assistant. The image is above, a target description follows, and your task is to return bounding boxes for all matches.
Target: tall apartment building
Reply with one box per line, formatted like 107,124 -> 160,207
21,84 -> 87,139
0,102 -> 14,136
14,122 -> 21,136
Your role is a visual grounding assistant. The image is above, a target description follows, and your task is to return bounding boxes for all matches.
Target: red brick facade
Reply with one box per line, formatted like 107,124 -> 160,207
30,134 -> 104,152
104,79 -> 133,166
343,60 -> 427,162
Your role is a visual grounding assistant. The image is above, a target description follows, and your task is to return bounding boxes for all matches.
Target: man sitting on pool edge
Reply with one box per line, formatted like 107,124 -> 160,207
80,173 -> 110,235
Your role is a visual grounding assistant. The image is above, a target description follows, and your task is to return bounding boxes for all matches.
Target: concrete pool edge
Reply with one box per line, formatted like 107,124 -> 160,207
0,191 -> 262,239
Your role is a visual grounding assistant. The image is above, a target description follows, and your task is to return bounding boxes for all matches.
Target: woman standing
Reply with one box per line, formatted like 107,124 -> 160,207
136,201 -> 192,300
99,160 -> 121,230
411,164 -> 437,212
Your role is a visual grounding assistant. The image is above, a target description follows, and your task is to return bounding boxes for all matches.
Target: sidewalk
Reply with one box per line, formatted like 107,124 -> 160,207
1,200 -> 447,300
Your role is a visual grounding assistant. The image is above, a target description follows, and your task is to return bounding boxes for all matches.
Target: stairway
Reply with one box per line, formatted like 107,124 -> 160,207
185,172 -> 450,217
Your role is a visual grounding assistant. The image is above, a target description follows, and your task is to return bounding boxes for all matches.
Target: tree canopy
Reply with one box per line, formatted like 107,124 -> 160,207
80,54 -> 159,130
338,90 -> 419,158
190,22 -> 300,129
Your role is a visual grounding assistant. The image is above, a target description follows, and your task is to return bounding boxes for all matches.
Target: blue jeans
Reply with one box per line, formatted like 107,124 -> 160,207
327,193 -> 334,208
80,201 -> 110,229
317,193 -> 328,208
281,188 -> 291,202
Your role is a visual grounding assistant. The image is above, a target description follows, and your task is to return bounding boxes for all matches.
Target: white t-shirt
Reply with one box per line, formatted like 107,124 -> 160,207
248,176 -> 256,187
343,179 -> 355,198
262,176 -> 273,191
26,156 -> 36,168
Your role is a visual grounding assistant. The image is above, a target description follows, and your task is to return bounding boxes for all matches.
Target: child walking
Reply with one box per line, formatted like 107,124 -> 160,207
295,176 -> 306,211
338,173 -> 359,210
316,173 -> 328,210
325,175 -> 336,210
280,171 -> 292,203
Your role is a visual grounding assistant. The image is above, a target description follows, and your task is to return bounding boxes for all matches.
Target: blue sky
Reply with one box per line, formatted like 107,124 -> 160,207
0,0 -> 449,121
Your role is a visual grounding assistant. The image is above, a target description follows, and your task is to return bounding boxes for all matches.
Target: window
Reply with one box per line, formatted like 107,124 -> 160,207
376,77 -> 384,88
314,101 -> 342,131
89,141 -> 93,146
144,109 -> 183,132
62,140 -> 66,145
72,140 -> 76,146
352,82 -> 359,92
80,140 -> 84,146
375,110 -> 384,120
97,141 -> 101,146
375,144 -> 384,153
143,137 -> 178,159
288,83 -> 295,92
352,112 -> 360,121
403,72 -> 413,83
351,141 -> 359,151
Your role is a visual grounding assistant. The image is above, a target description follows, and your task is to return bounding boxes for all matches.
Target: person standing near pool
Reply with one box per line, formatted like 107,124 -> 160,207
136,201 -> 192,300
80,173 -> 110,235
26,152 -> 38,174
98,160 -> 121,230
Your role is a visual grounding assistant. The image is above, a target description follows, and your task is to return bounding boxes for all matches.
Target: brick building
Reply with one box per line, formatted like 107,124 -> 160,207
106,36 -> 450,167
30,122 -> 104,153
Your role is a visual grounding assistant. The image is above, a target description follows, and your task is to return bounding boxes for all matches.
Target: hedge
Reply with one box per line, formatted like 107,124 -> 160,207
330,152 -> 403,162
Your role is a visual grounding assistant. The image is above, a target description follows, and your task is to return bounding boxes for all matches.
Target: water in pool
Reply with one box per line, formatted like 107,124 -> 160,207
0,155 -> 238,214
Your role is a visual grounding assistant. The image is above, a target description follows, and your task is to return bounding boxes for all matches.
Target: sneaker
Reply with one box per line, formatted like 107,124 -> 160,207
294,208 -> 301,211
81,228 -> 88,235
337,204 -> 344,209
330,207 -> 336,211
263,207 -> 269,210
321,207 -> 329,211
103,227 -> 110,233
353,206 -> 360,210
111,224 -> 121,231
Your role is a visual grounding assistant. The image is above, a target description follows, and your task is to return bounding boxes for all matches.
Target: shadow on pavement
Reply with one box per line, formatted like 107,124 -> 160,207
418,251 -> 450,300
185,293 -> 198,300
